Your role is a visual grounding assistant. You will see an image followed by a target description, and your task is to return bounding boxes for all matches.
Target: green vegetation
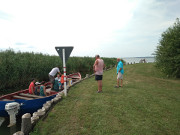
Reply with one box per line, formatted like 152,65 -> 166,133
155,18 -> 180,78
30,63 -> 180,135
0,49 -> 116,95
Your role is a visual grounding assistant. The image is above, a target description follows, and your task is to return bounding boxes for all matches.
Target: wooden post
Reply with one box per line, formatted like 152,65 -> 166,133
86,74 -> 89,78
21,113 -> 31,135
13,131 -> 24,135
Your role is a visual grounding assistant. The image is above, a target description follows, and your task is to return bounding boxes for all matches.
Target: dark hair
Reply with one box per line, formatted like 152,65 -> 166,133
31,78 -> 35,81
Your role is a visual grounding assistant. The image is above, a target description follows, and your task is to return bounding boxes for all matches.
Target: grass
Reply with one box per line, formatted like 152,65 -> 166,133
30,63 -> 180,135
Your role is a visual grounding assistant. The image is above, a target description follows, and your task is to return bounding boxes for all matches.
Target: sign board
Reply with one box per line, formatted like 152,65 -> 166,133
55,46 -> 74,96
55,46 -> 73,63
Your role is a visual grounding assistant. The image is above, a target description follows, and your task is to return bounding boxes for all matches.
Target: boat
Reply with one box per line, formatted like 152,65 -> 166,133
67,72 -> 82,84
0,72 -> 81,117
0,82 -> 57,117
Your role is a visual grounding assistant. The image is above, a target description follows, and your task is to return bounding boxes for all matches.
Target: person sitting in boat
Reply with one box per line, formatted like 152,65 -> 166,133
40,81 -> 48,96
34,82 -> 41,95
61,74 -> 64,90
29,78 -> 36,95
54,74 -> 61,91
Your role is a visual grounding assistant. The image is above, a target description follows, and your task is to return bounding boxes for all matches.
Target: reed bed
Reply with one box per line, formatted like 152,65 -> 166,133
0,49 -> 117,95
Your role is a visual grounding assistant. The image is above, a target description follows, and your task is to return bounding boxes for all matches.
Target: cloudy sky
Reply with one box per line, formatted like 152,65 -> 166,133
0,0 -> 179,57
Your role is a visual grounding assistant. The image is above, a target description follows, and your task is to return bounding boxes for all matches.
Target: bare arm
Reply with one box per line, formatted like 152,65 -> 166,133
57,68 -> 61,75
58,72 -> 61,75
93,60 -> 98,72
43,86 -> 47,96
31,86 -> 34,95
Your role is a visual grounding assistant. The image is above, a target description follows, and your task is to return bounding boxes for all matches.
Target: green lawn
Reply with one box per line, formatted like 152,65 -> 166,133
30,63 -> 180,135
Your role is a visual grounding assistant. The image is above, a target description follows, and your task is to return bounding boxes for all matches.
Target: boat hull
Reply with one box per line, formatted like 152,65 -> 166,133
0,94 -> 56,117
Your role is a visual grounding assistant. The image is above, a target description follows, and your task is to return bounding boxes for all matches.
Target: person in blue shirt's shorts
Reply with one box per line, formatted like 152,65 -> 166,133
115,58 -> 124,88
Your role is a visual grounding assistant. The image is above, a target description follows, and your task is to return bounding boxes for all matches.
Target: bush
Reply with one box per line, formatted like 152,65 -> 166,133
155,18 -> 180,78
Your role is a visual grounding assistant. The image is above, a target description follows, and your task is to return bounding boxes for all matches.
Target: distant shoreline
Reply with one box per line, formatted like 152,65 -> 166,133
122,56 -> 154,58
122,57 -> 155,63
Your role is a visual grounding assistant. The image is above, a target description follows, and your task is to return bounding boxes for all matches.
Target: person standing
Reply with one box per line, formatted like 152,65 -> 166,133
93,55 -> 105,93
115,58 -> 124,88
48,67 -> 61,89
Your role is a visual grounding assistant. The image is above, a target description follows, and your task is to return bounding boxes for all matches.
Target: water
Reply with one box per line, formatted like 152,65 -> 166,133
122,57 -> 155,64
0,117 -> 21,135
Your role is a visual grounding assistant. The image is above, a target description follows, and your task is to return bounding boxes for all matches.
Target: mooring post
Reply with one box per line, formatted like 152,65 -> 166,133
13,131 -> 24,135
21,113 -> 31,135
86,74 -> 89,78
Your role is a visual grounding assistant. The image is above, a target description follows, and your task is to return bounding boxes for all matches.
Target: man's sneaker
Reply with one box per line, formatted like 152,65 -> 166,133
97,90 -> 103,93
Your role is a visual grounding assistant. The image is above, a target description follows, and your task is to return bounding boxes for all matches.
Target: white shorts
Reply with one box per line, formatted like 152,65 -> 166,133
117,72 -> 123,80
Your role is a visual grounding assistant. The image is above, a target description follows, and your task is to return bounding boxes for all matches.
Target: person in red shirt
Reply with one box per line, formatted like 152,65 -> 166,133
29,78 -> 36,94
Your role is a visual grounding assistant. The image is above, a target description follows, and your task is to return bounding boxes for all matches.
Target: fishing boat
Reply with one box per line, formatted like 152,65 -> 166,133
67,72 -> 82,83
0,72 -> 81,117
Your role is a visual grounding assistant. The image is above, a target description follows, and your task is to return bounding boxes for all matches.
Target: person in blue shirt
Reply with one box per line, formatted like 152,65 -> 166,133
115,58 -> 124,88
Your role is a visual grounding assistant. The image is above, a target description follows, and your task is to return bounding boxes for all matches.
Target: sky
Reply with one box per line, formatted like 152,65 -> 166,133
0,0 -> 179,58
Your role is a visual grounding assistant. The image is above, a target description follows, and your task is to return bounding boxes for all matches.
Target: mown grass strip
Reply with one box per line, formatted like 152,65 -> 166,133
30,63 -> 180,135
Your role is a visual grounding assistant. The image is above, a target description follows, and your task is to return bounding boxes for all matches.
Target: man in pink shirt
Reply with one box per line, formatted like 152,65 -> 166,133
93,55 -> 105,93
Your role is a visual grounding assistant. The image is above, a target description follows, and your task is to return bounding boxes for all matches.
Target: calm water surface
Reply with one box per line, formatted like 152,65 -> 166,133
123,57 -> 155,64
0,117 -> 21,135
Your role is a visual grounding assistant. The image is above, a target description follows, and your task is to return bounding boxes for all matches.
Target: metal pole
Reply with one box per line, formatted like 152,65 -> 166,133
62,49 -> 67,96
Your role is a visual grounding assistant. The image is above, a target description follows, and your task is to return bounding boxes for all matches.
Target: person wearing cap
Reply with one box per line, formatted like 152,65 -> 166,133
93,55 -> 105,93
48,67 -> 61,89
34,82 -> 41,95
28,78 -> 36,95
115,58 -> 124,88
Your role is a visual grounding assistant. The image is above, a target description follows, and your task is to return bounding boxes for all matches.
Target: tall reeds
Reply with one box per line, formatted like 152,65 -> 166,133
0,49 -> 117,94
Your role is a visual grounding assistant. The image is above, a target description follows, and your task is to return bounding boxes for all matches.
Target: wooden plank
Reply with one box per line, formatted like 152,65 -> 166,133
19,93 -> 43,98
1,99 -> 14,101
13,95 -> 33,100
